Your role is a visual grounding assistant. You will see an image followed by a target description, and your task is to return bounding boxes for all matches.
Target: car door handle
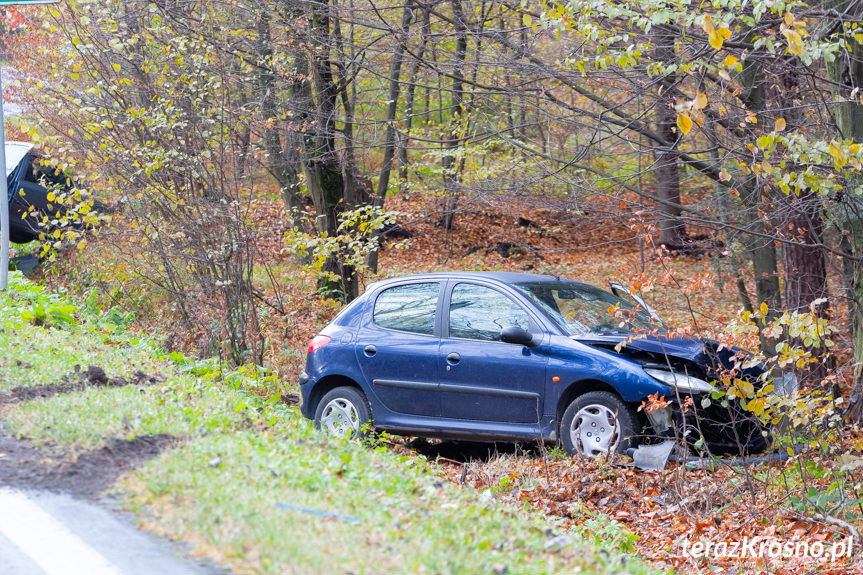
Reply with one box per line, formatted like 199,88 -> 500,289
446,352 -> 461,364
363,345 -> 377,357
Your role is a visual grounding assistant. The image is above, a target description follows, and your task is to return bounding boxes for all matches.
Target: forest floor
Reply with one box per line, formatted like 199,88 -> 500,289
32,190 -> 863,574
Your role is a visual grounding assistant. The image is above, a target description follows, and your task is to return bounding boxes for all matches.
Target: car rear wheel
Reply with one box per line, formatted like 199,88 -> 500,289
314,386 -> 372,439
560,391 -> 639,457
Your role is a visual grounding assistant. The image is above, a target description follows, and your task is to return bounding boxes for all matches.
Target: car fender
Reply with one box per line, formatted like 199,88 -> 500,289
545,336 -> 672,407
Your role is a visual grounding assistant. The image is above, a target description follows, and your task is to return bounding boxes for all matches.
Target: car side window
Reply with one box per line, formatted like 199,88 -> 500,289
448,283 -> 531,341
373,282 -> 440,335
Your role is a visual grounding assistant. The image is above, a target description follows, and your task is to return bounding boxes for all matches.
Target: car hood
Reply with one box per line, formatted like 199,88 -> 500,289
575,332 -> 704,360
573,331 -> 760,378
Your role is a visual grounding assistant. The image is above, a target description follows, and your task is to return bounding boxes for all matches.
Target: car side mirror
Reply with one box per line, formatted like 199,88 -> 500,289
500,326 -> 537,347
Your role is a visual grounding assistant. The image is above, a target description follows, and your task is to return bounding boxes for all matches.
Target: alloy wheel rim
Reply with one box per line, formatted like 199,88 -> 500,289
571,404 -> 619,457
320,398 -> 360,438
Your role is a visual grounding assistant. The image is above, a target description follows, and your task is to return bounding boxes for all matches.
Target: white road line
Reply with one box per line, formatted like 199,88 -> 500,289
0,488 -> 123,575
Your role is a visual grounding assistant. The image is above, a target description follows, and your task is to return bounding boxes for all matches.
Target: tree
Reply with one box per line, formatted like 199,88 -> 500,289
822,0 -> 863,417
18,0 -> 274,363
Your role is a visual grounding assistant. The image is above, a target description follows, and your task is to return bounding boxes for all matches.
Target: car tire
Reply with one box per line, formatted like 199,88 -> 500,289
560,391 -> 640,457
314,386 -> 373,440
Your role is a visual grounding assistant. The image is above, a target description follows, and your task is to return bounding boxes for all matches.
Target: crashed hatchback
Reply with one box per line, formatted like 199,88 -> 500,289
3,141 -> 90,244
300,272 -> 772,457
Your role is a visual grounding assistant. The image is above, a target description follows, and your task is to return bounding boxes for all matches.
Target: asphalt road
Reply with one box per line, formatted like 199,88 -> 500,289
0,488 -> 217,575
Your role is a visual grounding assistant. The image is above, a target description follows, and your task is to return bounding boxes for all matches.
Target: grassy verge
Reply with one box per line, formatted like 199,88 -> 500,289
0,272 -> 655,575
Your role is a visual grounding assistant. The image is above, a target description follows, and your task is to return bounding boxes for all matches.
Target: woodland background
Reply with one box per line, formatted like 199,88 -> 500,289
4,0 -> 863,572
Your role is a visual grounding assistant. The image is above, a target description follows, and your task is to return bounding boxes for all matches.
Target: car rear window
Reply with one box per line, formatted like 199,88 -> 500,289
373,282 -> 440,335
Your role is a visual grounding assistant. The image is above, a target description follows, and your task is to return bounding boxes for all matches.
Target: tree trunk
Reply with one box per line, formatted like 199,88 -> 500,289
374,2 -> 414,205
845,229 -> 863,419
652,25 -> 687,248
366,1 -> 415,274
824,9 -> 863,418
439,0 -> 467,231
256,11 -> 304,225
765,55 -> 832,386
302,0 -> 358,301
396,8 -> 430,192
738,53 -> 782,321
781,192 -> 828,314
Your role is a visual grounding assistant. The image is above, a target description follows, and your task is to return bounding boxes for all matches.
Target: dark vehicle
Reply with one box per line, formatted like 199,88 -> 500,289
299,272 -> 770,457
4,141 -> 82,244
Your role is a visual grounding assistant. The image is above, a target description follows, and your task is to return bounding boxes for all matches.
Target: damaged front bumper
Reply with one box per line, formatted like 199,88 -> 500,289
643,394 -> 771,455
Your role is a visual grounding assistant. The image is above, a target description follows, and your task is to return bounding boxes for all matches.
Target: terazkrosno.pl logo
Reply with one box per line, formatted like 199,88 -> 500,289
680,536 -> 853,562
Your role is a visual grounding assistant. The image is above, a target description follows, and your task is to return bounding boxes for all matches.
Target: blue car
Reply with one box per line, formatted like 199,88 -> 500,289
299,272 -> 769,457
3,141 -> 99,245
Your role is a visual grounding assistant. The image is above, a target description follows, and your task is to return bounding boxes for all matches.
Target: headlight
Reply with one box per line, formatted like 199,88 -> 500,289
644,368 -> 714,393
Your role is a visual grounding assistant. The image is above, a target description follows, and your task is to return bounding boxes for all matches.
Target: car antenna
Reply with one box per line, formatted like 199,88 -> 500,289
542,268 -> 561,281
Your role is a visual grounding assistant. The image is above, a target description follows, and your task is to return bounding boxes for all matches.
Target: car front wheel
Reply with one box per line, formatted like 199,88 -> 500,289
560,391 -> 639,457
314,386 -> 372,439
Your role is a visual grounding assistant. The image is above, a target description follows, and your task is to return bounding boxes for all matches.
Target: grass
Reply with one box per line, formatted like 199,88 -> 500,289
4,381 -> 251,449
0,271 -> 657,575
0,272 -> 167,391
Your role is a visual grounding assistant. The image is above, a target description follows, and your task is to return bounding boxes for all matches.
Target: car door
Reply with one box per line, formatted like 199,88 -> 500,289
439,282 -> 548,423
354,281 -> 442,417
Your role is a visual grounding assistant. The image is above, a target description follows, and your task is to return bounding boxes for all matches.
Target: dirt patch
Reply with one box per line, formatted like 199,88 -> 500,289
0,432 -> 175,500
279,392 -> 300,406
0,365 -> 164,405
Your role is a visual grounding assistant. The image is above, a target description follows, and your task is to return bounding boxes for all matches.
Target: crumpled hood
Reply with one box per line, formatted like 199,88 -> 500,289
575,332 -> 705,360
573,332 -> 760,377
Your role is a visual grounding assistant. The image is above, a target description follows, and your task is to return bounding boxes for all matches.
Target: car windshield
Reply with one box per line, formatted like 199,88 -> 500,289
514,281 -> 662,336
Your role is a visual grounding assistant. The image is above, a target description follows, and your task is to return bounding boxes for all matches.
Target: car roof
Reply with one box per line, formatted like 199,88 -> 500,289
4,141 -> 33,177
370,271 -> 581,289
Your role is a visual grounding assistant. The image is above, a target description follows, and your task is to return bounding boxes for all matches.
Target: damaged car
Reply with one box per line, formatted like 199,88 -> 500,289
3,141 -> 93,244
299,271 -> 773,457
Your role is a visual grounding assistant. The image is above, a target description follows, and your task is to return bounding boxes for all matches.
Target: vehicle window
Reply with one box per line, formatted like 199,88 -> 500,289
373,282 -> 440,335
514,281 -> 661,336
28,158 -> 69,188
448,283 -> 531,341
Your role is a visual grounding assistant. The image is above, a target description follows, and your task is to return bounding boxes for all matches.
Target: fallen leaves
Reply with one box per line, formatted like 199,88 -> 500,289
423,450 -> 863,575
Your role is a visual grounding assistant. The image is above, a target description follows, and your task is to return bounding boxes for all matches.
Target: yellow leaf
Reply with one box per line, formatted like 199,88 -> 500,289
676,113 -> 693,135
709,27 -> 731,50
723,55 -> 739,67
760,302 -> 768,317
774,118 -> 786,131
829,141 -> 847,167
746,398 -> 765,416
735,378 -> 755,397
522,13 -> 532,26
702,15 -> 715,34
693,93 -> 708,110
